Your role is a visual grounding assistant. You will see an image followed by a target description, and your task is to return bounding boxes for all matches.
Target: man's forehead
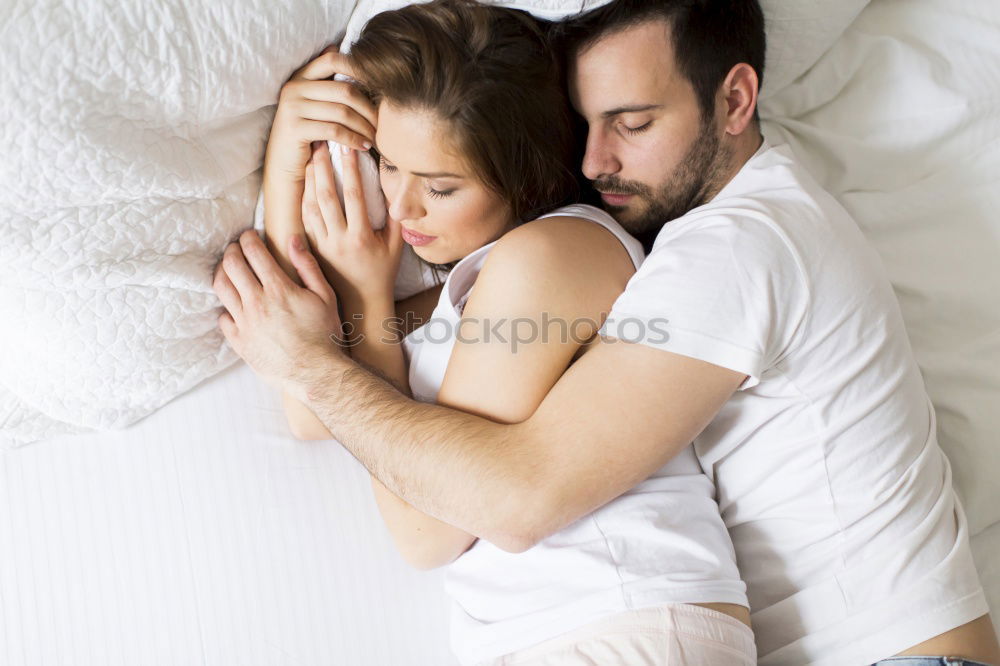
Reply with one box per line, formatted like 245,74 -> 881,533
569,19 -> 681,116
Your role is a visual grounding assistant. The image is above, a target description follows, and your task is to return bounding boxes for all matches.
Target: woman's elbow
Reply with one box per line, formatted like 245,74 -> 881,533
402,553 -> 447,572
399,536 -> 480,571
281,394 -> 332,440
287,418 -> 332,441
399,546 -> 458,572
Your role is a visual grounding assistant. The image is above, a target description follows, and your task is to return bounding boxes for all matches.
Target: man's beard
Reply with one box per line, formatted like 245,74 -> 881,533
593,117 -> 732,250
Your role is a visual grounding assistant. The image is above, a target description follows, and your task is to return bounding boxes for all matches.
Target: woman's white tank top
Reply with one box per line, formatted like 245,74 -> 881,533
401,204 -> 747,666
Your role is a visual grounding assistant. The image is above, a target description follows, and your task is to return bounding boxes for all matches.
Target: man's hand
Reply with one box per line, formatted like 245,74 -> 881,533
213,230 -> 343,397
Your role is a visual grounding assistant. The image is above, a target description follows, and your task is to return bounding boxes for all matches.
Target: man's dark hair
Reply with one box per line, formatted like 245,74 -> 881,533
554,0 -> 766,123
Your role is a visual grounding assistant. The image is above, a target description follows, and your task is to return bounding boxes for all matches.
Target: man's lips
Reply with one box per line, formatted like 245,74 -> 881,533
400,225 -> 437,246
599,191 -> 634,207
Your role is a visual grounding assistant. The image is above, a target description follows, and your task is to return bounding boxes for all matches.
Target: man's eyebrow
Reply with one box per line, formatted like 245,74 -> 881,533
600,104 -> 663,119
372,142 -> 464,179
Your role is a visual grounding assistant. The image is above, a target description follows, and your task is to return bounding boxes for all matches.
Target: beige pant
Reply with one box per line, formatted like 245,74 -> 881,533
483,604 -> 757,666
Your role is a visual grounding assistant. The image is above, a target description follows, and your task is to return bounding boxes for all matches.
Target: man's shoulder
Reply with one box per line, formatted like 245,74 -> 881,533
645,142 -> 855,272
692,140 -> 843,224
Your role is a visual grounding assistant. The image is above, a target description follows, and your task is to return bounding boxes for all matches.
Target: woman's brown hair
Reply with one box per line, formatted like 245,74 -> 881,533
349,0 -> 579,228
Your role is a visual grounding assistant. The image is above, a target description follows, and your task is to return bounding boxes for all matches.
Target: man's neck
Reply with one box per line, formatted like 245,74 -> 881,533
704,128 -> 765,205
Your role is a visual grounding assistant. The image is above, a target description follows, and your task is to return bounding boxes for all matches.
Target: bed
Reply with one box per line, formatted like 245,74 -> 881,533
1,0 -> 998,663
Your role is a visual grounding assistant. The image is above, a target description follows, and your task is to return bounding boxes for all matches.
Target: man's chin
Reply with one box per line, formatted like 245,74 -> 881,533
601,201 -> 647,232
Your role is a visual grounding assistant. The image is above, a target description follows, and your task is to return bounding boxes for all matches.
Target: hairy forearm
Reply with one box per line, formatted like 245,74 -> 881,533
293,349 -> 537,552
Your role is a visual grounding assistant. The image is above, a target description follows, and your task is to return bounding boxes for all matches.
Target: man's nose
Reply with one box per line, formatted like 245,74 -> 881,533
581,129 -> 621,182
386,178 -> 425,222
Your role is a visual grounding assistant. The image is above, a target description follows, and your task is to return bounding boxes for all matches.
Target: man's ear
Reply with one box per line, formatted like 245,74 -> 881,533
719,63 -> 759,137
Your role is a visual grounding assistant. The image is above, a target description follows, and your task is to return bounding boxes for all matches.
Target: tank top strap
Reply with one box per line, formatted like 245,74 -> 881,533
441,239 -> 499,316
535,204 -> 646,269
438,204 -> 645,316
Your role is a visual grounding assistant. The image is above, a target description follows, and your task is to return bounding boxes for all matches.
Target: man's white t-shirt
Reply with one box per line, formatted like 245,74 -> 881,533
600,138 -> 988,664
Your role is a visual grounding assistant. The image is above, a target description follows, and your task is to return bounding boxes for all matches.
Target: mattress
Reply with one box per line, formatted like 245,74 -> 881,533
0,361 -> 459,665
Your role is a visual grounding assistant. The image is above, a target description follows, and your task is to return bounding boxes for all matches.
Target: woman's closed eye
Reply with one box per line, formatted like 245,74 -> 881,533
426,186 -> 456,199
377,155 -> 398,174
379,157 -> 455,199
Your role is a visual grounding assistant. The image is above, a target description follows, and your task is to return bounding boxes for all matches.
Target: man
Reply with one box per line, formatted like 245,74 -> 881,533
214,0 -> 999,662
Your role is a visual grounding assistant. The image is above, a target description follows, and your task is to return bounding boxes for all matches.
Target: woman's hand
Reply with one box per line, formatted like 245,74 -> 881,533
264,47 -> 378,183
302,141 -> 404,309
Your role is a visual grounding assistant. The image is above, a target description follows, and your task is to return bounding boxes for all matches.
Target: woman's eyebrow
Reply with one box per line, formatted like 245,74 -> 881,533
372,142 -> 464,179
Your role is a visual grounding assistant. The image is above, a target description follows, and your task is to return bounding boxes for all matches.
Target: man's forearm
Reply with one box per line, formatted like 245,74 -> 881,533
293,348 -> 538,552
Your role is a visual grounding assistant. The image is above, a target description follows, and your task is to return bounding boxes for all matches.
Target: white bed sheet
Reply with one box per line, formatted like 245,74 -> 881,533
0,360 -> 459,666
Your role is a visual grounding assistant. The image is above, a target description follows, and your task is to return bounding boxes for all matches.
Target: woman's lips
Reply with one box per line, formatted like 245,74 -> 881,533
600,192 -> 634,207
400,225 -> 437,246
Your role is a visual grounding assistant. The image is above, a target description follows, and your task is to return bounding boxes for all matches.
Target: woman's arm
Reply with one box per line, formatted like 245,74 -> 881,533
259,49 -> 377,439
340,278 -> 475,572
402,216 -> 636,569
351,282 -> 469,571
297,144 -> 477,570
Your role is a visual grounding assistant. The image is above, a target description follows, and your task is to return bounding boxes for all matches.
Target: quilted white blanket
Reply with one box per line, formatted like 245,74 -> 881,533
0,0 -> 355,445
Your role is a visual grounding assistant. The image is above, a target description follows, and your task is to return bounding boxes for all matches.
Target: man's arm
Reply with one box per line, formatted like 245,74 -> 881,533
296,327 -> 744,553
217,231 -> 745,555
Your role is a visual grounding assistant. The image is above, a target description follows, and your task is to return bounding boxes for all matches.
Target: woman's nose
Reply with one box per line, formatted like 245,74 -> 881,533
386,178 -> 425,223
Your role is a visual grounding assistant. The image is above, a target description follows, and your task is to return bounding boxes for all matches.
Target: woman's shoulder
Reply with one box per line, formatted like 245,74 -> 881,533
491,211 -> 637,275
462,212 -> 638,318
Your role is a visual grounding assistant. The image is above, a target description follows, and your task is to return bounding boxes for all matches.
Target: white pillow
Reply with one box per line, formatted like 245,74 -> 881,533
757,0 -> 870,97
0,0 -> 355,447
759,0 -> 1000,534
344,0 -> 871,97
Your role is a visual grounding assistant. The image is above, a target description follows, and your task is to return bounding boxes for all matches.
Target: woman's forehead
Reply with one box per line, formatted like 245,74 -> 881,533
374,101 -> 469,178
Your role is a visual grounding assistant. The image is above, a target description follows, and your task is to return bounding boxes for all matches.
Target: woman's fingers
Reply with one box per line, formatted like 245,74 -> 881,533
293,98 -> 374,147
294,80 -> 378,131
312,142 -> 348,235
382,211 -> 405,256
291,49 -> 359,82
340,147 -> 372,238
301,157 -> 324,241
296,117 -> 371,153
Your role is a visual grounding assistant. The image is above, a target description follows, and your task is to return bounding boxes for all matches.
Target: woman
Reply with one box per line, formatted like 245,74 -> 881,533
261,1 -> 755,664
